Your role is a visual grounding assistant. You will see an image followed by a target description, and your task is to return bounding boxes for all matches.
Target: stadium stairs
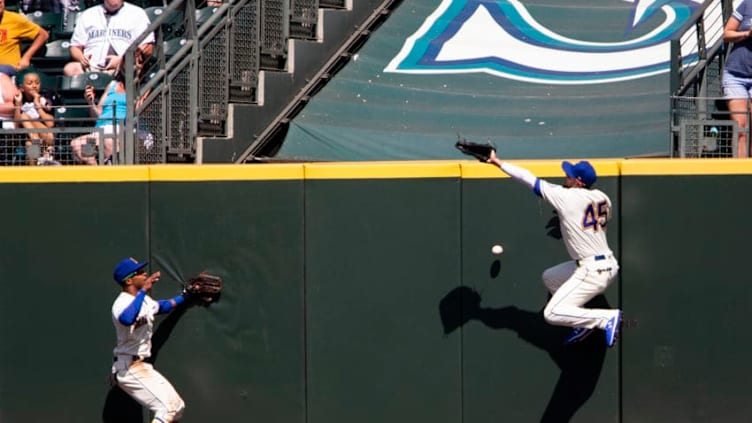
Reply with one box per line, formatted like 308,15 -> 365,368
198,0 -> 399,163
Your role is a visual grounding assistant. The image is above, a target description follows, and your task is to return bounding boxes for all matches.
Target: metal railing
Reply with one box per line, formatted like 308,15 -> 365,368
668,0 -> 743,157
0,106 -> 117,165
118,0 -> 261,164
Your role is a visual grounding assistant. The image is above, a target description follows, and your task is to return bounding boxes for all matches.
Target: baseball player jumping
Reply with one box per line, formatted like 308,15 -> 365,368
110,257 -> 187,422
487,151 -> 622,347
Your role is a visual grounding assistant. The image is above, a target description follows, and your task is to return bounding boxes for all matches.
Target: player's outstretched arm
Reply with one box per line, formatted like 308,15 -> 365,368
157,294 -> 186,314
487,150 -> 539,191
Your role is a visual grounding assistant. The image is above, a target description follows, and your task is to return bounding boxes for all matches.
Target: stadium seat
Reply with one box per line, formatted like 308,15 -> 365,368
163,37 -> 188,60
58,71 -> 113,91
56,11 -> 82,39
54,104 -> 93,127
145,6 -> 184,40
43,39 -> 72,60
195,6 -> 217,28
57,71 -> 113,104
24,11 -> 63,35
145,5 -> 165,21
30,39 -> 71,74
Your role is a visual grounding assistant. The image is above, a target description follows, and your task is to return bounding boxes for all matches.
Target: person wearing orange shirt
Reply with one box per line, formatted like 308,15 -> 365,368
0,0 -> 49,76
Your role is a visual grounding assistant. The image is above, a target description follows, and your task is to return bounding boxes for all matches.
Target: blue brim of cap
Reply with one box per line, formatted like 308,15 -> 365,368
561,161 -> 575,178
119,261 -> 148,282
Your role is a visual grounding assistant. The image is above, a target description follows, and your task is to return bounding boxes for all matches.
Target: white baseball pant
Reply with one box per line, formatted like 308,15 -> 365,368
541,256 -> 620,330
114,357 -> 185,423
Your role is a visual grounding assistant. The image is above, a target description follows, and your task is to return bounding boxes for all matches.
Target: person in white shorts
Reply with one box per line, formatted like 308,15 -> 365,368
487,150 -> 622,348
111,257 -> 187,422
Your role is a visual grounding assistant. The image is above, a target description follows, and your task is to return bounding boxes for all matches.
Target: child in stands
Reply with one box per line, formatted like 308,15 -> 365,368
13,71 -> 58,165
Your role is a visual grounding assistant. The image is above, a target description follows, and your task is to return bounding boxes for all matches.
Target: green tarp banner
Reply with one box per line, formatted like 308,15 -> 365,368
277,0 -> 701,161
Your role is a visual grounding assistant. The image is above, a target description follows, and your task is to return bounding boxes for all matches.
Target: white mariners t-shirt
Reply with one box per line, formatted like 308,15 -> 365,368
70,3 -> 155,69
538,180 -> 613,260
111,291 -> 159,358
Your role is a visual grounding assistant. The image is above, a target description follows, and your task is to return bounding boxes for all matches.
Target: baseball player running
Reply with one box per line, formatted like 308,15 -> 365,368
487,151 -> 622,347
111,257 -> 186,422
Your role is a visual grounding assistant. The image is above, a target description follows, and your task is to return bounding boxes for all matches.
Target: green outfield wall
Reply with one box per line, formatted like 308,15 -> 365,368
0,160 -> 749,422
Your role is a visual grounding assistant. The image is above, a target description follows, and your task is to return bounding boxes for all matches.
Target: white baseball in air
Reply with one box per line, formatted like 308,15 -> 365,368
491,245 -> 503,255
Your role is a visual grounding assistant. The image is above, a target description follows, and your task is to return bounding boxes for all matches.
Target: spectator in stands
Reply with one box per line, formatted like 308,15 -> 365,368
63,0 -> 154,76
20,0 -> 78,15
0,0 -> 50,76
13,70 -> 55,164
69,61 -> 148,165
723,0 -> 752,158
0,71 -> 18,128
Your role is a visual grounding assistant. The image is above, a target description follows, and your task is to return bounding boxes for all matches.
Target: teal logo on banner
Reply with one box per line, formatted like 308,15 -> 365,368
384,0 -> 703,84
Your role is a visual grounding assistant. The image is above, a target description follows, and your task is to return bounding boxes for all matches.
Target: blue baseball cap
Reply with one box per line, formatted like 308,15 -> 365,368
113,257 -> 148,284
562,160 -> 596,187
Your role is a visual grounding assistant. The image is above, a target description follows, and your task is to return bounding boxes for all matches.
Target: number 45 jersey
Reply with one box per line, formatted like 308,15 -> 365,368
539,180 -> 613,261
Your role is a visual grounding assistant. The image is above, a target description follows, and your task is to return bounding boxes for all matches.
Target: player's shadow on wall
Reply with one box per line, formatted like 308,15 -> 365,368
439,286 -> 609,423
101,304 -> 190,423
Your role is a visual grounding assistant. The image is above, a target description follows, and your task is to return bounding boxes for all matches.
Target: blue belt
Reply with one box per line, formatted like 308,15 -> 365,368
576,254 -> 607,266
113,355 -> 143,362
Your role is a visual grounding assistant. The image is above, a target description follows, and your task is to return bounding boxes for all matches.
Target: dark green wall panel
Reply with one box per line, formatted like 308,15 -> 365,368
620,175 -> 752,422
305,178 -> 462,423
460,176 -> 620,423
6,163 -> 747,423
0,182 -> 149,423
147,180 -> 305,423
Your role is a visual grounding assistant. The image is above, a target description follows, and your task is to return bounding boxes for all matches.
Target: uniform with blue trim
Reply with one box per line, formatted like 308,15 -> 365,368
110,257 -> 186,423
487,151 -> 622,347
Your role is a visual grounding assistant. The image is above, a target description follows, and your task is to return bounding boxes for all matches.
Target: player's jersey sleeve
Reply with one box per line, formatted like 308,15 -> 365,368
111,293 -> 132,323
538,179 -> 573,211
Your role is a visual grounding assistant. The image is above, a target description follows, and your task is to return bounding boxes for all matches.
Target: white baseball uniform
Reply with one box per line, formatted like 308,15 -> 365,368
499,162 -> 620,330
70,2 -> 154,70
112,290 -> 185,423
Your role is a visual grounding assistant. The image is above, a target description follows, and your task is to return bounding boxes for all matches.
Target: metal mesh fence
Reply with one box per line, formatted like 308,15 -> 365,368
670,96 -> 745,158
260,0 -> 288,69
229,0 -> 260,103
0,107 -> 125,165
290,0 -> 318,39
199,23 -> 229,135
136,95 -> 165,164
168,63 -> 194,155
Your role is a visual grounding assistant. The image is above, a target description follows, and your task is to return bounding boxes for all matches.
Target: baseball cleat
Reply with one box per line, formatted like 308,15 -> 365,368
564,327 -> 593,345
604,310 -> 622,348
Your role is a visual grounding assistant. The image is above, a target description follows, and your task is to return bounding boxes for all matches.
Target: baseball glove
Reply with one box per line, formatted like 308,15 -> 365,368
455,136 -> 496,162
183,272 -> 223,304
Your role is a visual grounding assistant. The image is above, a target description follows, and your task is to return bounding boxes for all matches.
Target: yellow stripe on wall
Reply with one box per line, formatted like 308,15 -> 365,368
0,166 -> 151,183
303,161 -> 461,179
149,164 -> 305,181
621,158 -> 752,175
0,159 -> 750,183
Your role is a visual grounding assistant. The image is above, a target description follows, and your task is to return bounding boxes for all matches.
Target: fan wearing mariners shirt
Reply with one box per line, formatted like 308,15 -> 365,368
111,257 -> 186,423
63,0 -> 154,76
487,150 -> 622,347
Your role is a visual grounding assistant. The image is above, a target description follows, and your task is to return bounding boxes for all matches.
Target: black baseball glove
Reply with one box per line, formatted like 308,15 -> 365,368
455,136 -> 496,162
183,272 -> 223,304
